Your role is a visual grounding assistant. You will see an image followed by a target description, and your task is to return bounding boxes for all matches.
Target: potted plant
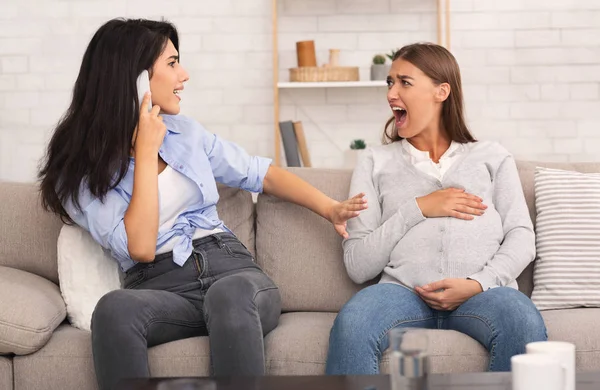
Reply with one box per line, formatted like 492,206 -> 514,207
386,48 -> 398,62
350,139 -> 366,150
344,139 -> 367,169
370,54 -> 389,81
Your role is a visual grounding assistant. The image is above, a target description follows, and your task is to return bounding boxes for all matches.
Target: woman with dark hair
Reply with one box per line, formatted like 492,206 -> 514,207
38,18 -> 367,390
325,43 -> 547,374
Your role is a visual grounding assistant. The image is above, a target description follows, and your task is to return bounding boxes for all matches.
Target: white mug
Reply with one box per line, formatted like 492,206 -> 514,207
526,341 -> 576,390
511,354 -> 566,390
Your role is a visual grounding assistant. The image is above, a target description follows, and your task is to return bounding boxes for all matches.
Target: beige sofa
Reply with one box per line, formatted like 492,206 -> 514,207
1,161 -> 600,390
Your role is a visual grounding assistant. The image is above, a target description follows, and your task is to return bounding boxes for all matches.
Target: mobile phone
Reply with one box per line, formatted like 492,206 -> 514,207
136,70 -> 152,112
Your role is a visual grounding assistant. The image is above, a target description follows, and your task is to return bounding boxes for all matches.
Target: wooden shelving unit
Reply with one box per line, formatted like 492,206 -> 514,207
271,0 -> 451,166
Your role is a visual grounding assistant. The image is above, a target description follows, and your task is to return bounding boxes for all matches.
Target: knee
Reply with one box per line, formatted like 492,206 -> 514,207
204,274 -> 279,326
205,275 -> 255,314
91,290 -> 145,332
330,301 -> 374,344
487,288 -> 547,342
515,303 -> 547,342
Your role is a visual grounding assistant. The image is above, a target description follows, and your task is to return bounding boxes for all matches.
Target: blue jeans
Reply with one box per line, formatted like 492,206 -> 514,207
326,283 -> 547,374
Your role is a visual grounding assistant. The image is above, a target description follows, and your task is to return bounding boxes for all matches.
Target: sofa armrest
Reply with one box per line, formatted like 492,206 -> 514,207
0,266 -> 66,355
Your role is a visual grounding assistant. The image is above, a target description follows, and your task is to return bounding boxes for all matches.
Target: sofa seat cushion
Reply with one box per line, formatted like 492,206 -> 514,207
14,324 -> 97,390
542,308 -> 600,371
264,310 -> 600,376
0,356 -> 12,390
13,324 -> 211,390
0,266 -> 66,355
263,312 -> 488,375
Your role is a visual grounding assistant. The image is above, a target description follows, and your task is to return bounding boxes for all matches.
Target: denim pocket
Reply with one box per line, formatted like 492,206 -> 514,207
223,241 -> 253,259
124,268 -> 147,289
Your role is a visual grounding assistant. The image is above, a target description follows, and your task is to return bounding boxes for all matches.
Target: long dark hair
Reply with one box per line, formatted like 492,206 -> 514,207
383,42 -> 475,144
38,18 -> 179,223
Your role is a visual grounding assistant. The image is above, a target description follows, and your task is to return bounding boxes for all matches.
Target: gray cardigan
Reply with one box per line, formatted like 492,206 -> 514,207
343,140 -> 535,291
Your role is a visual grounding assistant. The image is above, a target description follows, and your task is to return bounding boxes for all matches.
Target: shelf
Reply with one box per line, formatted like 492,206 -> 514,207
271,0 -> 450,166
278,81 -> 387,89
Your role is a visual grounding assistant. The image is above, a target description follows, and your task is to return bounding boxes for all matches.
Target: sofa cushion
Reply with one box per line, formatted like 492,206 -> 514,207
515,161 -> 600,298
216,184 -> 256,257
0,266 -> 66,355
531,167 -> 600,310
57,224 -> 121,332
0,182 -> 63,284
264,312 -> 333,375
263,312 -> 489,375
256,168 -> 372,312
147,333 -> 210,378
0,356 -> 12,390
13,324 -> 211,390
13,324 -> 97,390
542,308 -> 600,371
265,311 -> 600,375
515,161 -> 600,227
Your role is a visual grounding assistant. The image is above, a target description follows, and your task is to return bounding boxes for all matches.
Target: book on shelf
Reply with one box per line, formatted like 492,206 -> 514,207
279,120 -> 301,167
293,121 -> 311,168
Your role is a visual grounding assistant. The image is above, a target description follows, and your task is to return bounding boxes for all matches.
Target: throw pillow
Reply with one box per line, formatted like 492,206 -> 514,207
57,224 -> 122,331
531,167 -> 600,310
0,266 -> 66,354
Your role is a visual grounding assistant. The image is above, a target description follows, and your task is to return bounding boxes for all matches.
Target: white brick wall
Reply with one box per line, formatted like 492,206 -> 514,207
1,0 -> 600,182
453,0 -> 600,164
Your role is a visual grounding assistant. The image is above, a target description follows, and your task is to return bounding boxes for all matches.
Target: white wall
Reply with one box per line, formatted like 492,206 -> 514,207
1,0 -> 600,182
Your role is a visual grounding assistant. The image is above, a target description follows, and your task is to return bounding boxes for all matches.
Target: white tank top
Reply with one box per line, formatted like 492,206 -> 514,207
156,165 -> 222,254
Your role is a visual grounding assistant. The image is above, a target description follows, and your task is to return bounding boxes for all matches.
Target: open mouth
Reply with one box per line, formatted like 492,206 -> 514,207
392,106 -> 407,128
173,89 -> 182,101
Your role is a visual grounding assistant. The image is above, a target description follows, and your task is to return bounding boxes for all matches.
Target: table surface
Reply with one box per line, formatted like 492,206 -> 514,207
117,371 -> 600,390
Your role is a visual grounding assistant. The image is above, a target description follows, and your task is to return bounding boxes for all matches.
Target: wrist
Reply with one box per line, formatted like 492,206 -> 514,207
134,149 -> 158,162
325,199 -> 339,222
415,197 -> 428,217
468,279 -> 483,293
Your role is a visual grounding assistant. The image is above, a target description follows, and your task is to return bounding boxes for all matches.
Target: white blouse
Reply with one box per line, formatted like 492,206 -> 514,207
156,165 -> 222,255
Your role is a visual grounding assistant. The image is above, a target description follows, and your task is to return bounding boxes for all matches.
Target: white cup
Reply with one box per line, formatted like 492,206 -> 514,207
526,341 -> 576,390
511,354 -> 566,390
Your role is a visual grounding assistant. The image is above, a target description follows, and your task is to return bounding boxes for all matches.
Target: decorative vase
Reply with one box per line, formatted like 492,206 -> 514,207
344,149 -> 364,169
296,40 -> 317,67
328,49 -> 340,67
370,64 -> 390,81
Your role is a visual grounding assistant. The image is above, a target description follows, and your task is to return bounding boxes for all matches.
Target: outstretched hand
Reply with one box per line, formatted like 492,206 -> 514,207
328,193 -> 368,239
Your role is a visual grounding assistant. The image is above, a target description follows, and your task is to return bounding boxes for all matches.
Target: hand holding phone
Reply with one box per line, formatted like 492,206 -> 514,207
134,89 -> 166,156
132,70 -> 165,156
136,70 -> 152,112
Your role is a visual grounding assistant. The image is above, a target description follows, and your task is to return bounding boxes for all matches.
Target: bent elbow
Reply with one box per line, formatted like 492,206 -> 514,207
127,245 -> 156,263
343,255 -> 370,285
347,271 -> 369,285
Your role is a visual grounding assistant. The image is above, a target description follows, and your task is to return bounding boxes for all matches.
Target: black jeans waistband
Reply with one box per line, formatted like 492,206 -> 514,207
126,232 -> 239,275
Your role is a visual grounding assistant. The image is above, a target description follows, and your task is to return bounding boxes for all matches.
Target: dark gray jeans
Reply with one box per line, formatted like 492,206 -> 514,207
91,233 -> 281,390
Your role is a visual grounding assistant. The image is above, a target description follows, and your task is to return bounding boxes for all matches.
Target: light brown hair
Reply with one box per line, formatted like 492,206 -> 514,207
383,42 -> 476,144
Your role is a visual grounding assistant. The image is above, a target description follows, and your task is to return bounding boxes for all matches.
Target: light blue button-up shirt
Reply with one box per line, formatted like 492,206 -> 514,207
64,114 -> 272,272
